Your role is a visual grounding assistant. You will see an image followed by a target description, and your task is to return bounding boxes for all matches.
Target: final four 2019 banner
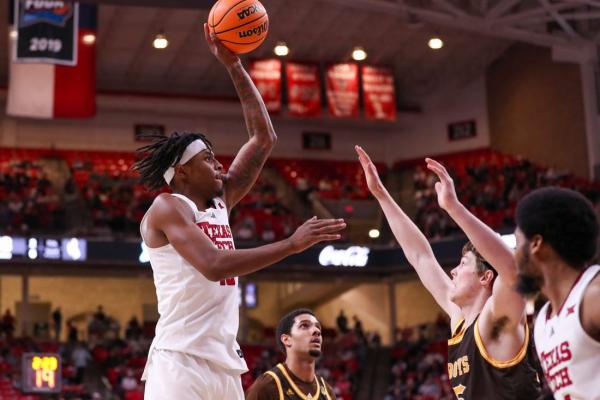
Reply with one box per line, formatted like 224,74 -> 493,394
7,1 -> 97,119
14,0 -> 78,65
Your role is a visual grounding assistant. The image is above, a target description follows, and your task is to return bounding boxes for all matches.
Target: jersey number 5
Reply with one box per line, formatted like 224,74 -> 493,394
452,384 -> 466,400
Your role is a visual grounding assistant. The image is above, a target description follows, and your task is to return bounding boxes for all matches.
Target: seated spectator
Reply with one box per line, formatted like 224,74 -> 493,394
71,342 -> 91,384
233,217 -> 256,241
336,310 -> 349,334
120,368 -> 138,392
261,222 -> 276,242
125,317 -> 142,340
1,310 -> 15,339
67,321 -> 79,343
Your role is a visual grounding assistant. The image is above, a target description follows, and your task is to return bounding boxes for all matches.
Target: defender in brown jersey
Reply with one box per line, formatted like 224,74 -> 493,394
357,147 -> 541,399
245,309 -> 336,400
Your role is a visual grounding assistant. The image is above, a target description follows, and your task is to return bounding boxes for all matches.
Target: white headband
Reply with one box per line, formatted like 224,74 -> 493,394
163,139 -> 208,184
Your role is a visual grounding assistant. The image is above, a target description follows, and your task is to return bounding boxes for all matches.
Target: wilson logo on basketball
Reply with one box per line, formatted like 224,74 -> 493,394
236,4 -> 264,20
238,21 -> 268,38
208,0 -> 268,53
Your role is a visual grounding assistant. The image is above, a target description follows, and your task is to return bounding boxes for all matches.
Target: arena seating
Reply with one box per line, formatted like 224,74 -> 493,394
3,146 -> 600,243
0,337 -> 82,400
0,323 -> 393,400
0,148 -> 64,235
398,148 -> 600,239
1,147 -> 386,240
270,158 -> 387,200
385,319 -> 453,400
0,306 -> 366,399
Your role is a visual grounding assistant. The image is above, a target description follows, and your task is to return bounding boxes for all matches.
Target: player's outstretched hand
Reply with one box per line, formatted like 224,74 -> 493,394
425,158 -> 460,213
203,23 -> 239,67
355,145 -> 386,199
288,217 -> 346,254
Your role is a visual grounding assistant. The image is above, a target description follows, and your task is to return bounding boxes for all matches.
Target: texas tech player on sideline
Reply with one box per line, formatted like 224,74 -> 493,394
514,188 -> 600,400
358,148 -> 541,399
134,25 -> 346,400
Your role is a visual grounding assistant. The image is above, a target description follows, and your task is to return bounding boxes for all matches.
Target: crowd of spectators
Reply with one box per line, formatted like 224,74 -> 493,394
0,148 -> 359,239
384,316 -> 453,400
231,176 -> 299,243
65,151 -> 300,241
0,335 -> 91,399
5,146 -> 600,246
81,176 -> 154,237
412,150 -> 600,239
0,302 -> 370,399
0,159 -> 65,235
272,158 -> 383,202
0,303 -> 153,399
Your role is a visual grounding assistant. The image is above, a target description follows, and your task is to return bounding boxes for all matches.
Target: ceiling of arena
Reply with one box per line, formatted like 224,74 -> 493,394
0,0 -> 599,103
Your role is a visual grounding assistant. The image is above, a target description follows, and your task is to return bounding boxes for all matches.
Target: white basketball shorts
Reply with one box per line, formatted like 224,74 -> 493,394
143,349 -> 244,400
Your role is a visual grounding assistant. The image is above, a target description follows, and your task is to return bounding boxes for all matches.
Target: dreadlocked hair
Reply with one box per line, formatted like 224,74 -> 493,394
133,132 -> 213,191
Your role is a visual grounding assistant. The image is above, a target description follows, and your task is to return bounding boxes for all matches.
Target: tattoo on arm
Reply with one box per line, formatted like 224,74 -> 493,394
230,145 -> 267,188
227,64 -> 276,142
225,144 -> 269,207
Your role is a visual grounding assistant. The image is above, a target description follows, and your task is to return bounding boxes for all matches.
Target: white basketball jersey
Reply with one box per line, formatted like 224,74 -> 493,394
534,265 -> 600,400
141,193 -> 248,374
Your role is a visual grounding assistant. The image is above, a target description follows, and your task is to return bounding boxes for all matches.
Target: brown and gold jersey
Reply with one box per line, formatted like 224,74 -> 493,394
245,363 -> 336,400
447,316 -> 542,400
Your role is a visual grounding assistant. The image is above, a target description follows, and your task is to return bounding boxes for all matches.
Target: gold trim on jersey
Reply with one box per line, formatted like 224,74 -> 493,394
452,318 -> 465,336
448,318 -> 466,345
320,377 -> 332,400
276,363 -> 321,400
474,319 -> 529,369
265,371 -> 284,400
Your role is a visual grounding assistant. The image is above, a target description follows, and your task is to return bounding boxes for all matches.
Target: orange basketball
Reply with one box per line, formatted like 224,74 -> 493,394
208,0 -> 269,54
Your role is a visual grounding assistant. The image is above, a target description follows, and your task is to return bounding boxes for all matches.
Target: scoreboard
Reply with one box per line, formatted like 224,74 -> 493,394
21,353 -> 61,394
0,236 -> 87,261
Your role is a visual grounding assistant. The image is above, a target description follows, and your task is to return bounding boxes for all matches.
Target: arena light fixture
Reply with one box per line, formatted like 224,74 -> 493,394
82,33 -> 96,45
153,32 -> 169,49
428,37 -> 444,50
274,41 -> 289,57
368,229 -> 380,239
352,46 -> 367,61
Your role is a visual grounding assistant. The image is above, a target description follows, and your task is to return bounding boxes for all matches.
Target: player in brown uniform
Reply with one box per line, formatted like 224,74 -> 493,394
245,309 -> 336,400
357,147 -> 541,399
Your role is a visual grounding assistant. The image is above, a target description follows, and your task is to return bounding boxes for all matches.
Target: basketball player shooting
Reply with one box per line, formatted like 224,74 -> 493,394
135,27 -> 346,400
356,146 -> 541,399
246,309 -> 336,400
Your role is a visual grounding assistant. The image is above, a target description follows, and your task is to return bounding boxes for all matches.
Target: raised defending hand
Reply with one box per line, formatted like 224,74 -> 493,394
355,145 -> 387,199
425,158 -> 460,213
203,23 -> 239,68
288,217 -> 346,254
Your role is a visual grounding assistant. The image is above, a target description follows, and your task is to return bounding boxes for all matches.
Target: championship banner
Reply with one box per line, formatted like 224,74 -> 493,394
326,63 -> 359,118
7,2 -> 97,119
14,0 -> 78,65
248,59 -> 281,113
286,62 -> 321,117
362,65 -> 396,121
